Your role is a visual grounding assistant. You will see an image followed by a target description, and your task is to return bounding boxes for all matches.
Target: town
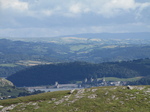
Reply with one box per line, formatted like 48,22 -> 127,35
26,77 -> 127,92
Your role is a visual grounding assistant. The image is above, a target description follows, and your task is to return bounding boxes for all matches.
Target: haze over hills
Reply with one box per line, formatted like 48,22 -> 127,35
4,32 -> 150,43
59,32 -> 150,39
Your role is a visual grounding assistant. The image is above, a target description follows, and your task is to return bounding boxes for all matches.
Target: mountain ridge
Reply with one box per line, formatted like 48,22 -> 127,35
58,32 -> 150,39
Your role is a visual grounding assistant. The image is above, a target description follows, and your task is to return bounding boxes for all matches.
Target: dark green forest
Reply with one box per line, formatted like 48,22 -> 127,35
7,58 -> 150,87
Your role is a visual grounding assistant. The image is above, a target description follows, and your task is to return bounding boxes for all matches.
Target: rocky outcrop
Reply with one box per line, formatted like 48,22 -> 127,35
0,78 -> 14,87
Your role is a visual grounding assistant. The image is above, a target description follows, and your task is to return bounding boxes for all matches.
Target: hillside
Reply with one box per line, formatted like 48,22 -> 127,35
0,86 -> 149,112
7,59 -> 150,87
1,36 -> 150,77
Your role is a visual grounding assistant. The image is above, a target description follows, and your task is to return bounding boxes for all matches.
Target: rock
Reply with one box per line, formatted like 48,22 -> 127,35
127,85 -> 134,90
77,89 -> 85,94
34,106 -> 39,110
32,103 -> 37,106
115,97 -> 119,100
1,104 -> 16,111
54,98 -> 65,105
119,101 -> 124,105
105,91 -> 109,96
51,98 -> 56,101
111,95 -> 116,100
69,89 -> 75,94
0,78 -> 14,87
130,97 -> 136,100
136,87 -> 145,90
91,89 -> 97,92
48,101 -> 52,103
88,94 -> 97,99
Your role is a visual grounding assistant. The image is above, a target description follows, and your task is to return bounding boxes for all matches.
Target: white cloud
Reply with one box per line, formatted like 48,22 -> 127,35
41,10 -> 53,16
69,3 -> 82,14
0,0 -> 28,11
135,2 -> 150,19
98,0 -> 135,17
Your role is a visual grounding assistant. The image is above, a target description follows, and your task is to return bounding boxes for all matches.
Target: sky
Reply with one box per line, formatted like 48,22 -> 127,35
0,0 -> 150,37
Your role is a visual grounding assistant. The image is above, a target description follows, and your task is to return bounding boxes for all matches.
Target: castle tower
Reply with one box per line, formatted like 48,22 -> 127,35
102,77 -> 105,82
102,77 -> 107,86
90,77 -> 94,83
84,78 -> 88,83
55,81 -> 58,86
55,81 -> 59,88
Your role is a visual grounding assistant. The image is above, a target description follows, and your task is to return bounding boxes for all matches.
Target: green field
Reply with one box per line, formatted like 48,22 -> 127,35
70,45 -> 93,52
98,77 -> 142,82
75,77 -> 142,84
0,64 -> 17,67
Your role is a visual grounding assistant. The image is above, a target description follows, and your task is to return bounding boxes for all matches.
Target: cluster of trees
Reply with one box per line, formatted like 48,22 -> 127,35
7,59 -> 150,87
0,66 -> 26,77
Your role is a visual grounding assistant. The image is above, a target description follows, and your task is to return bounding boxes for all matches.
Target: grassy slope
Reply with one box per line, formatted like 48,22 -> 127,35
0,86 -> 150,112
98,77 -> 142,82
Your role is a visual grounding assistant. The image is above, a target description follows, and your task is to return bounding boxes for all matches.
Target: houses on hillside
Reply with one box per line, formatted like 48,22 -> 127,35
79,77 -> 126,88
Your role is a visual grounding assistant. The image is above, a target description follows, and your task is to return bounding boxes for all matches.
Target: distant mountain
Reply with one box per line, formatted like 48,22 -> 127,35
59,32 -> 150,39
7,59 -> 150,87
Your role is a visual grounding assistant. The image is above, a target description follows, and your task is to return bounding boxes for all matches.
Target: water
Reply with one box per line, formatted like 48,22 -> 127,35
28,88 -> 81,92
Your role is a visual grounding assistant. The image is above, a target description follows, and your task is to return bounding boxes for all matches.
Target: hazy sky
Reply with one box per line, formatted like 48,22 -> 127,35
0,0 -> 150,37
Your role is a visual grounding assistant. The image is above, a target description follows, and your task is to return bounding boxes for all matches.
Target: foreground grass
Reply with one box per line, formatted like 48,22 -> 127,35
0,86 -> 150,112
0,90 -> 69,106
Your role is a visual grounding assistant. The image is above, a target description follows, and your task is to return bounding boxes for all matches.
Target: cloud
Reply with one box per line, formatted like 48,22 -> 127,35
69,3 -> 82,14
1,0 -> 150,18
0,0 -> 28,11
0,0 -> 150,37
135,2 -> 150,20
97,0 -> 136,17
